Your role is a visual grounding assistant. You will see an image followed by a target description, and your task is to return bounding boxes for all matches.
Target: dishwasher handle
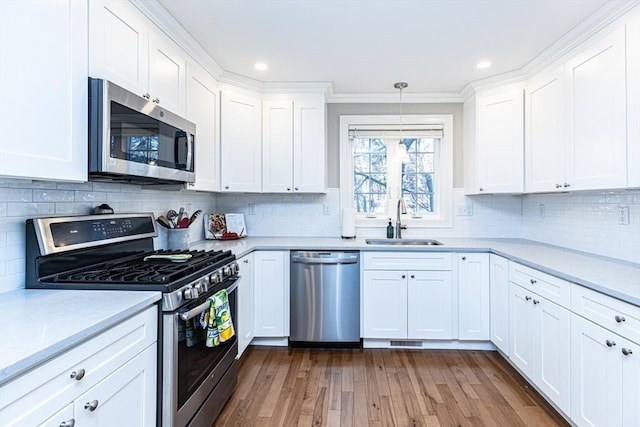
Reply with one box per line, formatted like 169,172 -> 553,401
291,252 -> 359,265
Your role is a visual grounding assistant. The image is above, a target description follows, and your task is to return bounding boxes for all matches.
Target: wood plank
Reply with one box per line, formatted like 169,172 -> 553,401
213,347 -> 569,427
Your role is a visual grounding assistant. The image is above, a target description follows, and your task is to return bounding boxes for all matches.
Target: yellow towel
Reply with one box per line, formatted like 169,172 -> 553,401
212,289 -> 235,342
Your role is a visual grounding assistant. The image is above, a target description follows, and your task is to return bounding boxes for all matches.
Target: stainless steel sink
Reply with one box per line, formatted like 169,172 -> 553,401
365,239 -> 443,246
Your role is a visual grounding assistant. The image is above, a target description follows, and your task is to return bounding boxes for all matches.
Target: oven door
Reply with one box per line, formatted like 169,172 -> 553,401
162,279 -> 238,427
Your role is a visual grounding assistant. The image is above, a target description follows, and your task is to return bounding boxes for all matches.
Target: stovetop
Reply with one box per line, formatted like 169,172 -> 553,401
39,249 -> 236,292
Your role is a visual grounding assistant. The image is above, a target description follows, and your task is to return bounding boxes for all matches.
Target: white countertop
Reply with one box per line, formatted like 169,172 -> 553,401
192,237 -> 640,307
0,289 -> 161,385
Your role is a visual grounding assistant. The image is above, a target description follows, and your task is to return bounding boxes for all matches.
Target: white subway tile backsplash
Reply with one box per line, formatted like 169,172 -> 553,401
0,188 -> 32,202
7,202 -> 55,217
33,190 -> 75,202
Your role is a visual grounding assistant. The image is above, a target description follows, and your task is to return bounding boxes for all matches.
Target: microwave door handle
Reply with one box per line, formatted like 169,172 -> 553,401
186,134 -> 193,171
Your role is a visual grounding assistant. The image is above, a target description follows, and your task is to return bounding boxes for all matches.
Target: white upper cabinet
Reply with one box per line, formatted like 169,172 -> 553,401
0,0 -> 88,182
564,27 -> 627,191
89,0 -> 186,116
464,85 -> 524,194
525,66 -> 567,192
262,97 -> 326,193
185,61 -> 220,192
220,90 -> 262,192
627,13 -> 640,188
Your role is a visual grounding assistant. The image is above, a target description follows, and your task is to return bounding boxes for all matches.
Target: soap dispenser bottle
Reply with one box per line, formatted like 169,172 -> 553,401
386,218 -> 394,238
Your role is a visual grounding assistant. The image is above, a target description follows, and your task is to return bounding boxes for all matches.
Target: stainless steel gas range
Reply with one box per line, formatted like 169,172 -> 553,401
26,213 -> 240,427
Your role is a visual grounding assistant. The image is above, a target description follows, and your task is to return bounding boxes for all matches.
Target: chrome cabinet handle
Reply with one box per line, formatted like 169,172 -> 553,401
615,315 -> 626,323
70,369 -> 85,381
84,400 -> 99,411
224,185 -> 229,189
563,183 -> 571,188
555,184 -> 562,188
606,340 -> 616,347
461,256 -> 466,261
479,188 -> 484,192
142,93 -> 150,99
243,259 -> 249,264
152,97 -> 160,104
410,274 -> 415,279
622,348 -> 633,356
530,279 -> 537,284
401,275 -> 406,279
294,187 -> 299,191
525,296 -> 532,301
59,420 -> 75,427
533,299 -> 540,305
287,187 -> 291,191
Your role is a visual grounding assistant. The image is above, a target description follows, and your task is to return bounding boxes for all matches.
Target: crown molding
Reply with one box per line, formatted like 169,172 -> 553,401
326,92 -> 463,104
130,0 -> 224,79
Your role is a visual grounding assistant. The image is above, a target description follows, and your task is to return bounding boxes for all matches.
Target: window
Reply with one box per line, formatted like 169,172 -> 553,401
340,115 -> 453,228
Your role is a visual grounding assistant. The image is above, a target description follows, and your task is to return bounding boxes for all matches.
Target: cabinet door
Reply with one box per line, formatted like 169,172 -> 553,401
525,66 -> 567,193
0,0 -> 88,182
476,88 -> 524,193
253,251 -> 287,337
74,344 -> 157,427
220,91 -> 262,192
571,314 -> 623,427
262,100 -> 294,192
407,271 -> 453,340
293,98 -> 326,193
534,297 -> 571,415
490,254 -> 510,353
237,253 -> 255,357
89,0 -> 149,96
627,14 -> 640,188
362,271 -> 407,339
621,335 -> 640,427
148,31 -> 186,116
565,27 -> 627,190
509,283 -> 535,376
457,253 -> 490,340
185,61 -> 219,192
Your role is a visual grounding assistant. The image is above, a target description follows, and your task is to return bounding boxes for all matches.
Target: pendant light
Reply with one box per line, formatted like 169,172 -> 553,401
394,82 -> 410,163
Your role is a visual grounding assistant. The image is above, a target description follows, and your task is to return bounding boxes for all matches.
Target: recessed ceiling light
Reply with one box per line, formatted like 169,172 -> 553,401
254,62 -> 268,71
476,61 -> 491,69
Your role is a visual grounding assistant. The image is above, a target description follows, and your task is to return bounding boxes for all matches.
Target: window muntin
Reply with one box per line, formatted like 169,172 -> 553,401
340,115 -> 453,228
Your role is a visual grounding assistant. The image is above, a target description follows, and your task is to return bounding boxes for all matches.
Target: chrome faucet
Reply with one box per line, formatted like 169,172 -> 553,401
395,198 -> 407,239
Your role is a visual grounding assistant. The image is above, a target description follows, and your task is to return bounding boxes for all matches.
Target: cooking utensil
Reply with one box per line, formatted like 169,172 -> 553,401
156,216 -> 172,229
167,210 -> 179,227
177,207 -> 185,223
178,218 -> 190,229
188,210 -> 202,226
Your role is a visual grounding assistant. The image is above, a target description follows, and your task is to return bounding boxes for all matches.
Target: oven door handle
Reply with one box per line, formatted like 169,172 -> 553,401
178,280 -> 239,322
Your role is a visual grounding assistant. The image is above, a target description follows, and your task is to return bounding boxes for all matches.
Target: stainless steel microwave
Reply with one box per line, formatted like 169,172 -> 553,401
88,78 -> 196,184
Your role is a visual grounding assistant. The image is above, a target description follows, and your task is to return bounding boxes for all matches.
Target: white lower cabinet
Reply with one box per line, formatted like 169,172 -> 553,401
73,344 -> 157,426
362,252 -> 453,340
509,283 -> 571,416
253,251 -> 289,338
0,306 -> 158,427
237,252 -> 255,357
457,253 -> 490,340
489,254 -> 510,353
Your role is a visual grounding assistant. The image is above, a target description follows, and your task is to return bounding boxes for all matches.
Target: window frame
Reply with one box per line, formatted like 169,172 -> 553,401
339,114 -> 453,228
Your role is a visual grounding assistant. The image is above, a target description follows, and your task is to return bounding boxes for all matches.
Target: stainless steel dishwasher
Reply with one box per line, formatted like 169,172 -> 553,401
290,251 -> 360,344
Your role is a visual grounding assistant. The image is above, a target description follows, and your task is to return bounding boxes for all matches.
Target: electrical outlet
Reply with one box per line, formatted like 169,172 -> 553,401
619,205 -> 630,225
248,203 -> 256,215
323,204 -> 330,215
456,203 -> 473,216
538,204 -> 546,218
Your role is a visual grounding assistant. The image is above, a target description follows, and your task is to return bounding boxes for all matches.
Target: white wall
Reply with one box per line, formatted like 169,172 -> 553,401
522,189 -> 640,264
0,180 -> 216,293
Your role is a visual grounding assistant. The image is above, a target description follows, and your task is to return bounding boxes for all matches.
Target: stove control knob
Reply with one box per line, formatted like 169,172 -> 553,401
210,271 -> 222,285
229,262 -> 239,275
194,280 -> 208,294
223,266 -> 232,277
183,287 -> 197,300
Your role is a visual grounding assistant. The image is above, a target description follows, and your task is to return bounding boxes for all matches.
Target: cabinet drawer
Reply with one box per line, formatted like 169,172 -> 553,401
509,262 -> 570,308
571,284 -> 640,344
0,305 -> 157,426
363,252 -> 452,270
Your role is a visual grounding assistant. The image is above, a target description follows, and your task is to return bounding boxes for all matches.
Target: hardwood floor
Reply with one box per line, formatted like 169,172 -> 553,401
215,346 -> 568,426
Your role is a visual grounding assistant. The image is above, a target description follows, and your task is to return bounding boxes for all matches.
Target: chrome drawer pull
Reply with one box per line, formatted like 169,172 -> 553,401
606,340 -> 616,347
525,296 -> 532,301
622,348 -> 633,356
70,369 -> 85,381
84,400 -> 99,411
59,420 -> 75,427
614,315 -> 626,323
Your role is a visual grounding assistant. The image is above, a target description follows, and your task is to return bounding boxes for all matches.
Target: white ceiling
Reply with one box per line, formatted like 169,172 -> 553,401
157,0 -> 610,95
